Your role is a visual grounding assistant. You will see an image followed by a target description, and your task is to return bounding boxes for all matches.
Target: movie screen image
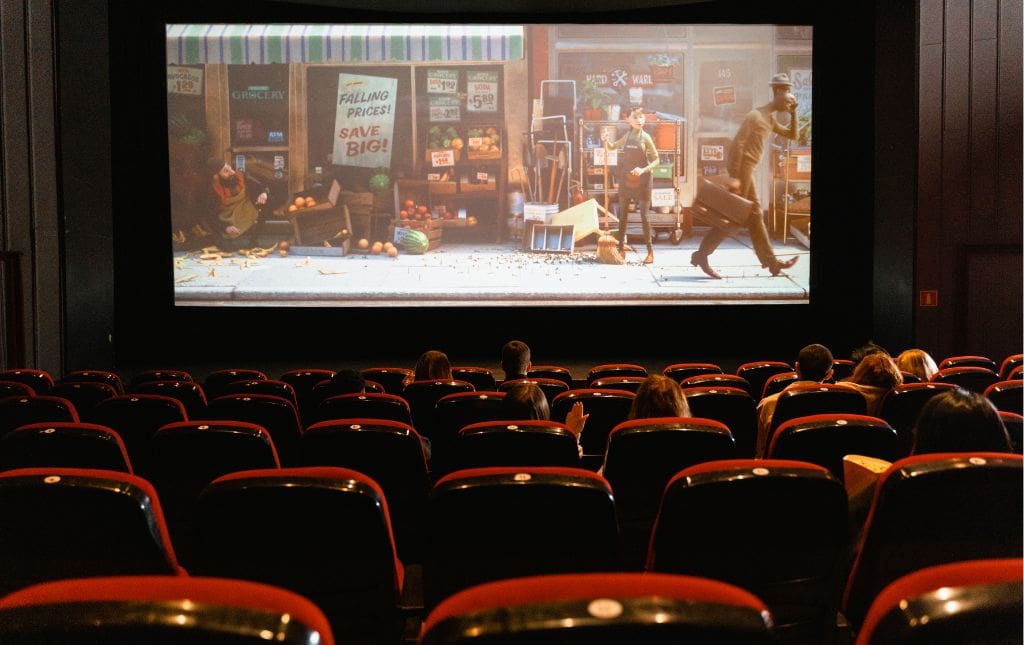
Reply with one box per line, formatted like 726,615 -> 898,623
167,23 -> 812,307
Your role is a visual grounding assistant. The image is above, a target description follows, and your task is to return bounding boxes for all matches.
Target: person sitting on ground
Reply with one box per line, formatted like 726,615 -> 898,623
756,343 -> 834,457
895,348 -> 939,382
835,351 -> 903,416
500,340 -> 532,383
911,387 -> 1013,455
208,159 -> 268,252
500,382 -> 588,457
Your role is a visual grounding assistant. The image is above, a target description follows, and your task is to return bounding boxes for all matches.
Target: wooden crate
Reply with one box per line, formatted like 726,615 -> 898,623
289,203 -> 353,247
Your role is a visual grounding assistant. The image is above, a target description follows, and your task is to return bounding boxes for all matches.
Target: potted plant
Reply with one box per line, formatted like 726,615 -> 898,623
647,53 -> 678,82
579,79 -> 608,121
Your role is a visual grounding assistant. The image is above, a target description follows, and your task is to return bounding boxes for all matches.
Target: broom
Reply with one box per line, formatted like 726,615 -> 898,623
596,140 -> 625,265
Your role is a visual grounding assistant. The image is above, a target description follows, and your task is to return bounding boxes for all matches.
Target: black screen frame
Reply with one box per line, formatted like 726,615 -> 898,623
109,0 -> 877,366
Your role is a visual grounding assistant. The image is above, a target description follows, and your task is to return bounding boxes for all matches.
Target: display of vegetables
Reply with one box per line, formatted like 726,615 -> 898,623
428,125 -> 461,149
400,229 -> 430,254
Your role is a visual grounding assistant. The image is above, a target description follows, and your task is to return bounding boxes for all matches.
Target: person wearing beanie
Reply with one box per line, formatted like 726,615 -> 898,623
208,158 -> 267,250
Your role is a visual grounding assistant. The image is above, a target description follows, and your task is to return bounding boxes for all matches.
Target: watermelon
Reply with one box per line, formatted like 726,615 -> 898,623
400,229 -> 430,254
369,173 -> 391,192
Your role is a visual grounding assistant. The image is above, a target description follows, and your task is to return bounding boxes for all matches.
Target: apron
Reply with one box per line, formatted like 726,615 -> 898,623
619,132 -> 652,193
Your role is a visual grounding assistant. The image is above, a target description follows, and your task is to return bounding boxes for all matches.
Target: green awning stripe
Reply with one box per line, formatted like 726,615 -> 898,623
166,24 -> 525,63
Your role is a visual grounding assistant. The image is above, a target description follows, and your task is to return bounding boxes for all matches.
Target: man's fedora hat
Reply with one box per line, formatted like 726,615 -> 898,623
769,72 -> 793,88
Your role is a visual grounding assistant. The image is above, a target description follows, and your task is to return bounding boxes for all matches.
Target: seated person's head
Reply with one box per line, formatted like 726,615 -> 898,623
414,350 -> 452,381
630,374 -> 691,419
329,368 -> 365,394
895,348 -> 939,381
850,340 -> 889,366
911,387 -> 1012,455
849,352 -> 903,390
500,383 -> 550,421
796,343 -> 834,382
500,340 -> 531,379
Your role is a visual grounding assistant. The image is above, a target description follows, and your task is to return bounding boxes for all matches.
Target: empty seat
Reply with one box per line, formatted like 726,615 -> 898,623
0,369 -> 53,394
853,558 -> 1023,645
998,354 -> 1023,380
589,375 -> 647,392
192,466 -> 405,642
662,362 -> 723,383
0,422 -> 132,473
0,467 -> 183,594
424,466 -> 621,608
680,372 -> 753,395
432,391 -> 506,474
62,369 -> 124,394
648,459 -> 848,643
931,366 -> 1000,394
402,379 -> 475,441
1000,411 -> 1023,453
91,394 -> 187,479
551,388 -> 635,466
455,419 -> 580,470
309,378 -> 376,417
222,378 -> 298,407
361,366 -> 414,395
419,572 -> 777,644
587,363 -> 648,385
206,393 -> 302,467
129,369 -> 194,387
682,385 -> 758,457
1010,365 -> 1024,380
841,452 -> 1023,629
131,379 -> 207,419
150,420 -> 281,566
879,382 -> 959,456
984,379 -> 1022,413
46,380 -> 118,422
527,365 -> 574,387
767,414 -> 900,481
736,361 -> 793,402
497,377 -> 569,404
761,371 -> 800,399
451,366 -> 497,391
766,384 -> 868,444
0,575 -> 336,644
315,392 -> 413,427
0,395 -> 79,441
938,355 -> 999,371
302,418 -> 430,563
280,368 -> 336,424
602,417 -> 736,569
202,368 -> 268,401
0,380 -> 35,399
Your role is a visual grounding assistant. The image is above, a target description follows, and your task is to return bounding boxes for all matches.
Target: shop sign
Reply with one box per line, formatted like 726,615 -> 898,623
592,147 -> 618,166
429,95 -> 461,122
466,71 -> 499,112
790,68 -> 812,119
700,144 -> 725,161
713,86 -> 736,106
427,69 -> 458,94
650,188 -> 675,207
333,73 -> 398,169
167,66 -> 203,95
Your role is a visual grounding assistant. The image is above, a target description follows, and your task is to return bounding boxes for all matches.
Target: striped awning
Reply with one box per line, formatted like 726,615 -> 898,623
166,24 -> 525,65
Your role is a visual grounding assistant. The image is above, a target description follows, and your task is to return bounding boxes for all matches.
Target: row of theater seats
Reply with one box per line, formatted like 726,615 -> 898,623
0,455 -> 1019,643
0,561 -> 1020,643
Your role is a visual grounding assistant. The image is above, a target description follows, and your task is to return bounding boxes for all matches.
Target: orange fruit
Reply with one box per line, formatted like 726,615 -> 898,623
305,197 -> 317,207
294,196 -> 306,208
387,246 -> 398,257
371,241 -> 383,255
288,204 -> 298,212
357,238 -> 369,249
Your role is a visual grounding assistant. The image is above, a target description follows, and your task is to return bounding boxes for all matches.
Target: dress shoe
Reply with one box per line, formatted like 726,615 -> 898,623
770,255 -> 799,276
691,252 -> 722,279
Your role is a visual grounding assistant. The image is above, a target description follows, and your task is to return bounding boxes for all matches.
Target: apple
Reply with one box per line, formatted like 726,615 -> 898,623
399,209 -> 409,220
279,241 -> 290,251
416,205 -> 429,216
404,199 -> 415,210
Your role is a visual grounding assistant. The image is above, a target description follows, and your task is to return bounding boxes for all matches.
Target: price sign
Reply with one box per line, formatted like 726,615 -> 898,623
476,172 -> 489,182
430,149 -> 455,167
426,69 -> 458,94
592,147 -> 618,166
167,66 -> 203,95
429,95 -> 461,122
650,188 -> 675,207
426,172 -> 441,181
466,71 -> 498,112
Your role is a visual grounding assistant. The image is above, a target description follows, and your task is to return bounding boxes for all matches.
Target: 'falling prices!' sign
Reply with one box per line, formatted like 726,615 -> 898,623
333,73 -> 398,168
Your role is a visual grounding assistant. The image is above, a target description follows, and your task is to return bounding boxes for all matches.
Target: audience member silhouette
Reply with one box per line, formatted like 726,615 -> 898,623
629,374 -> 692,419
837,352 -> 903,416
895,348 -> 939,382
911,387 -> 1013,455
500,340 -> 532,382
756,343 -> 834,457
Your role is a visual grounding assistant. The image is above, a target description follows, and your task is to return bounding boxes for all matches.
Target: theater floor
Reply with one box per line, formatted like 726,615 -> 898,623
173,230 -> 809,307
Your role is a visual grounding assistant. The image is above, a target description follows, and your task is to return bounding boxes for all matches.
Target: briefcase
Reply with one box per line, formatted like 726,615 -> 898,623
685,176 -> 754,229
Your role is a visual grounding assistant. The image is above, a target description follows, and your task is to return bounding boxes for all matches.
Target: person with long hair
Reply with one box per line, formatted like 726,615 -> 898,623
911,387 -> 1012,454
895,348 -> 939,381
501,382 -> 588,457
629,374 -> 691,419
837,352 -> 903,416
413,349 -> 453,381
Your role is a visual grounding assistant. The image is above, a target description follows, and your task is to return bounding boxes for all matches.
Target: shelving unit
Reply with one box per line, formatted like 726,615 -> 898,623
578,118 -> 685,241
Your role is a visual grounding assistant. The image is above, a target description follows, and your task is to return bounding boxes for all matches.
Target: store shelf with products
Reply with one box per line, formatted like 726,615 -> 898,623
578,118 -> 685,241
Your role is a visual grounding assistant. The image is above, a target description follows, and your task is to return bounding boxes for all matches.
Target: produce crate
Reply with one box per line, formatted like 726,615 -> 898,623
459,175 -> 497,193
466,147 -> 502,160
289,203 -> 352,247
